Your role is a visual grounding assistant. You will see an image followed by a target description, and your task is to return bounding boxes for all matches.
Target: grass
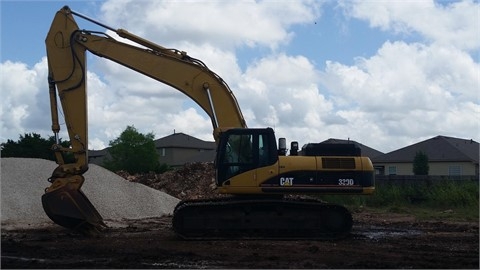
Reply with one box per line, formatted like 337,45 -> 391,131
320,179 -> 479,222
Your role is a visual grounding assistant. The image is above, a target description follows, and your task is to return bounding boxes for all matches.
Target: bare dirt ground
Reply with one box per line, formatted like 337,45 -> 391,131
2,163 -> 479,269
2,211 -> 478,269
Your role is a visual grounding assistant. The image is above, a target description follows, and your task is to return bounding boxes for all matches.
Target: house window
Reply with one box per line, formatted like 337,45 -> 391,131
448,165 -> 462,176
388,166 -> 397,175
160,148 -> 166,157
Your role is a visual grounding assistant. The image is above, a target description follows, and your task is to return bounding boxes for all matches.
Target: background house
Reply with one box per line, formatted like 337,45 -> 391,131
372,135 -> 479,179
88,132 -> 216,168
89,148 -> 110,166
154,132 -> 215,167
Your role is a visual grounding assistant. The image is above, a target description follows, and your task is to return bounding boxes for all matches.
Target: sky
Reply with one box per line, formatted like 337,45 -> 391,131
1,0 -> 479,154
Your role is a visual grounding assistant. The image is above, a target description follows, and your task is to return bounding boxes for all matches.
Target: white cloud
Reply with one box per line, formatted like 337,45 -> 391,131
324,41 -> 479,110
0,59 -> 52,141
342,0 -> 480,50
162,107 -> 212,138
239,53 -> 332,128
100,0 -> 321,50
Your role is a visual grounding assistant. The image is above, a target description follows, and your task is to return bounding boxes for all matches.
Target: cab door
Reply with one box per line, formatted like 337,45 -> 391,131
215,128 -> 278,188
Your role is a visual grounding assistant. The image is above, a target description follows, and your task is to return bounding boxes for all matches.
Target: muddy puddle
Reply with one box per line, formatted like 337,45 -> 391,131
354,225 -> 422,240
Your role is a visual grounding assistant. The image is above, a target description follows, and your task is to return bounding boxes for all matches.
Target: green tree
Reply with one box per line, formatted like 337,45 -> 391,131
1,132 -> 71,161
413,151 -> 429,175
102,125 -> 165,174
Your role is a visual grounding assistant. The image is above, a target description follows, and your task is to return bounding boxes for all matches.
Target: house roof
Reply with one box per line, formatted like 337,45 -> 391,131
89,148 -> 109,157
371,136 -> 479,163
174,150 -> 216,166
319,138 -> 384,158
154,132 -> 215,150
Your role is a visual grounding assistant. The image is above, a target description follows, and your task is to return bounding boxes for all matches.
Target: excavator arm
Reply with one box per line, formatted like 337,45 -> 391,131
43,6 -> 246,233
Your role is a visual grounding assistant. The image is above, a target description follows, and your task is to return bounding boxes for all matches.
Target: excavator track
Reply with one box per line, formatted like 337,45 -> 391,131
172,197 -> 352,240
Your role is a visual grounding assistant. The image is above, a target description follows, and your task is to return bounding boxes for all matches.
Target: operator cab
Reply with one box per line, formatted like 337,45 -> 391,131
215,128 -> 278,185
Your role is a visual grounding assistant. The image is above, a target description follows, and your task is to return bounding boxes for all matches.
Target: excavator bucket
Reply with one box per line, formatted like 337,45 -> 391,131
42,178 -> 106,235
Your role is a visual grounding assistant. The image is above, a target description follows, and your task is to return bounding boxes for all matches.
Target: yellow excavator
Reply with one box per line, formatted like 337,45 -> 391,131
42,6 -> 375,239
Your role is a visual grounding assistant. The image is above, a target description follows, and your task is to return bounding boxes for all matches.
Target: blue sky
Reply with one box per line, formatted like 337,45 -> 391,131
2,1 -> 393,68
1,0 -> 479,152
1,1 -> 104,65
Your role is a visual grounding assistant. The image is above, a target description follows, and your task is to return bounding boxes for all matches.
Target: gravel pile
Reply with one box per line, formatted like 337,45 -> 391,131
1,158 -> 180,230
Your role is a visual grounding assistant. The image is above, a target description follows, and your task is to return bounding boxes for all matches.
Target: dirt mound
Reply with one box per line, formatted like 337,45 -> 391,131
116,162 -> 222,200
